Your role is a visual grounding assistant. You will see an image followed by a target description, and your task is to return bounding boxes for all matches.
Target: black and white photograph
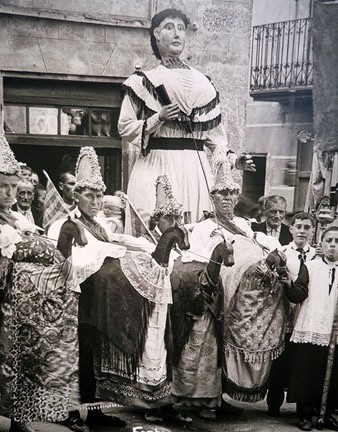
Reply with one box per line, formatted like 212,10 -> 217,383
0,1 -> 337,431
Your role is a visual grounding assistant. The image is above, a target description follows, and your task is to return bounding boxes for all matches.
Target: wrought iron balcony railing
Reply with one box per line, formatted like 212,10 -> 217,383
250,18 -> 313,92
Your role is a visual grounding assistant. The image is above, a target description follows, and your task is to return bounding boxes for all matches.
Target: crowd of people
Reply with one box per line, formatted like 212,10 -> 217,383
1,6 -> 338,432
1,135 -> 338,432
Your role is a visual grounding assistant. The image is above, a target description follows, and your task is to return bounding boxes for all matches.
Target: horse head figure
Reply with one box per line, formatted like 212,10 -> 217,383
152,225 -> 190,267
265,249 -> 287,275
57,216 -> 88,258
205,239 -> 235,287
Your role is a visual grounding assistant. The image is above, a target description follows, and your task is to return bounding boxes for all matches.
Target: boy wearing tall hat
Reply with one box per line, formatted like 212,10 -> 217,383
144,175 -> 183,244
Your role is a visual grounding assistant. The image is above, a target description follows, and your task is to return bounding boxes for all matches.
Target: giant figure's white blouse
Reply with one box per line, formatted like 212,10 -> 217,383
118,65 -> 233,224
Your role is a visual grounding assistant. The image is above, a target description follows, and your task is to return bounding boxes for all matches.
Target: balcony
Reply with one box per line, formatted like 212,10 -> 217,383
250,18 -> 313,101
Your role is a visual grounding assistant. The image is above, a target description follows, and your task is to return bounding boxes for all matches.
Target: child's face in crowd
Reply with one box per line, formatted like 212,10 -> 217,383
103,203 -> 121,218
322,231 -> 338,262
102,198 -> 123,218
289,218 -> 314,248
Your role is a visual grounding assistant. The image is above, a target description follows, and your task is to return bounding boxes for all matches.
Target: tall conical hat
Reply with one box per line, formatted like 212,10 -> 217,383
211,159 -> 240,193
0,134 -> 21,176
74,146 -> 106,192
153,175 -> 182,217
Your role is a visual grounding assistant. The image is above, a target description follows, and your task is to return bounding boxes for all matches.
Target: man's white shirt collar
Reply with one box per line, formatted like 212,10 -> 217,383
289,241 -> 310,252
266,223 -> 281,237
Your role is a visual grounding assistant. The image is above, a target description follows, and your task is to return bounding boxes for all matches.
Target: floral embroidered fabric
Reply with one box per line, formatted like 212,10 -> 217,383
223,259 -> 287,402
0,261 -> 79,422
224,260 -> 287,363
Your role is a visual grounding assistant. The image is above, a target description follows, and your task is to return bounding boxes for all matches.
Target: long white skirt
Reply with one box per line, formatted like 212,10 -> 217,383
127,149 -> 213,223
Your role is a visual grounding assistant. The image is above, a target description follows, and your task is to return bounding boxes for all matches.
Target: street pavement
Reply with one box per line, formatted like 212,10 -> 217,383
0,397 -> 305,432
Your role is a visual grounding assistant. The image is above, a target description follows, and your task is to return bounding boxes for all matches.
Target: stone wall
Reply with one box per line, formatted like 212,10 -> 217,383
0,13 -> 150,77
252,0 -> 312,26
182,0 -> 253,156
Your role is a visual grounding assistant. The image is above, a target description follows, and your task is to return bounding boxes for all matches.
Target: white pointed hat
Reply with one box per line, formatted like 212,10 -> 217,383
153,175 -> 182,217
74,146 -> 106,192
0,134 -> 21,176
211,159 -> 240,193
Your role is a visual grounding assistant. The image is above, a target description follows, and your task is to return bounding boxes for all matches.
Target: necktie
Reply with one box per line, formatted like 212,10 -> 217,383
296,247 -> 306,267
329,267 -> 336,295
268,227 -> 279,238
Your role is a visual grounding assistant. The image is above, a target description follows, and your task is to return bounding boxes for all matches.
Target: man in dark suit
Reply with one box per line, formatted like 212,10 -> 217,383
251,195 -> 292,246
12,179 -> 43,229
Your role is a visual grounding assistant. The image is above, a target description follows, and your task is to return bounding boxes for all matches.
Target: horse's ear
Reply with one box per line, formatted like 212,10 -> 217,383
67,215 -> 71,221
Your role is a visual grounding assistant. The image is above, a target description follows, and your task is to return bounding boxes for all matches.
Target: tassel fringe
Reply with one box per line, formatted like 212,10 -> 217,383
78,402 -> 122,411
227,390 -> 266,403
123,76 -> 222,135
165,115 -> 222,134
224,341 -> 285,364
225,378 -> 268,402
191,92 -> 220,117
101,298 -> 155,380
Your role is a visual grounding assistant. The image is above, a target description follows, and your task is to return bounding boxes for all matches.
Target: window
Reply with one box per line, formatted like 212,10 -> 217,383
4,105 -> 120,137
242,155 -> 267,202
4,76 -> 124,193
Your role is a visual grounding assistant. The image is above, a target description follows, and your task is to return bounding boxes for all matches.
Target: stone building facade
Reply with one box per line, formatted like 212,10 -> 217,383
0,0 -> 253,195
246,0 -> 313,210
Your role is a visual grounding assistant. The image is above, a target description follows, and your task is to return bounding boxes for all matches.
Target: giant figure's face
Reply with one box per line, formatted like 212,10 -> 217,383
154,17 -> 186,58
75,187 -> 103,219
0,174 -> 19,211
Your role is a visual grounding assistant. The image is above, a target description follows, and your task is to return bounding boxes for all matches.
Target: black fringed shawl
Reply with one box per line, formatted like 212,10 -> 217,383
79,256 -> 156,379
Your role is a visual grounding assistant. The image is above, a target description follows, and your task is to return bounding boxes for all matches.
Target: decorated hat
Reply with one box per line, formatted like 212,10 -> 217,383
74,146 -> 106,192
0,134 -> 21,176
153,175 -> 182,217
211,159 -> 240,193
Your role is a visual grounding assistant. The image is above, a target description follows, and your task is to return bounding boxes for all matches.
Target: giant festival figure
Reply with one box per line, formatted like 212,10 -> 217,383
118,8 -> 255,228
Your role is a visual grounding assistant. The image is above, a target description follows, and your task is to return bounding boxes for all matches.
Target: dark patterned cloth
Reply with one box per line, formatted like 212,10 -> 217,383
12,235 -> 56,265
170,259 -> 224,409
0,261 -> 79,423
